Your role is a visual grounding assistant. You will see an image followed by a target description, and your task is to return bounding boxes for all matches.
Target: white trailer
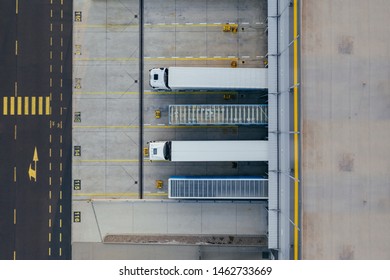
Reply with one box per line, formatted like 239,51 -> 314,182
149,67 -> 268,91
169,104 -> 268,125
168,176 -> 268,200
148,140 -> 268,162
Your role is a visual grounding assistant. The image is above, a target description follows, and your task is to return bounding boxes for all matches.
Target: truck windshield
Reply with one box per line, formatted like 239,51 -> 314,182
164,68 -> 170,89
163,141 -> 171,160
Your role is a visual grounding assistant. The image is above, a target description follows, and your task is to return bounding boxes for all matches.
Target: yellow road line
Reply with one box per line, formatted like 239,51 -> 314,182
15,0 -> 18,14
73,91 -> 237,95
13,209 -> 16,224
13,251 -> 16,260
49,218 -> 52,228
74,159 -> 139,163
10,97 -> 15,115
24,96 -> 29,115
75,23 -> 227,29
49,233 -> 51,242
3,97 -> 8,115
48,247 -> 51,256
31,97 -> 36,115
45,96 -> 50,115
38,96 -> 43,115
293,0 -> 300,260
17,96 -> 22,115
73,192 -> 168,197
73,125 -> 236,129
74,57 -> 238,62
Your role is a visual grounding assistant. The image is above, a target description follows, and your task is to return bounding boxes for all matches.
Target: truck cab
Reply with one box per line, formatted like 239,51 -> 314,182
148,141 -> 171,161
149,68 -> 170,90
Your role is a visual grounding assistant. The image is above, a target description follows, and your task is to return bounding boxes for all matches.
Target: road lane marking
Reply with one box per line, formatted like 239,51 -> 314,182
49,148 -> 52,157
10,97 -> 15,115
3,97 -> 8,115
49,176 -> 52,186
60,191 -> 62,200
17,97 -> 21,115
38,97 -> 43,115
59,248 -> 62,256
61,9 -> 63,19
60,177 -> 62,186
59,205 -> 62,213
49,134 -> 52,143
14,125 -> 17,140
49,233 -> 51,242
24,97 -> 29,115
60,148 -> 62,158
60,162 -> 62,171
45,96 -> 51,115
49,205 -> 51,214
14,209 -> 16,224
48,247 -> 51,256
61,23 -> 63,32
60,135 -> 62,143
49,219 -> 52,227
49,162 -> 52,171
60,219 -> 62,228
60,233 -> 62,242
13,251 -> 16,260
14,167 -> 16,182
49,190 -> 52,199
28,147 -> 38,182
50,51 -> 52,60
31,97 -> 36,115
50,9 -> 53,18
15,0 -> 18,14
15,40 -> 18,55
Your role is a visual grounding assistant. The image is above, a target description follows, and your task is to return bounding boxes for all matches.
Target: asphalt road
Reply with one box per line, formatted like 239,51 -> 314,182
0,0 -> 72,259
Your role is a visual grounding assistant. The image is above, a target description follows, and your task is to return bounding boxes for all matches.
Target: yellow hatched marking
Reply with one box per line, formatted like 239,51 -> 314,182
10,97 -> 15,115
24,97 -> 29,115
31,97 -> 36,115
17,97 -> 22,115
38,96 -> 43,115
3,97 -> 8,115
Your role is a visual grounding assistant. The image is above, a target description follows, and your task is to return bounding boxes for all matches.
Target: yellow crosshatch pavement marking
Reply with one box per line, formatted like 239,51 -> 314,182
2,96 -> 51,116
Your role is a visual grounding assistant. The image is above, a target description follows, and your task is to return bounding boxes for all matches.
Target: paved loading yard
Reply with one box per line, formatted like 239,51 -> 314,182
72,0 -> 269,259
302,0 -> 390,259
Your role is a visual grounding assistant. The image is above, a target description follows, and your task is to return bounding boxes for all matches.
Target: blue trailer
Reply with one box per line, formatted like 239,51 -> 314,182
168,176 -> 268,200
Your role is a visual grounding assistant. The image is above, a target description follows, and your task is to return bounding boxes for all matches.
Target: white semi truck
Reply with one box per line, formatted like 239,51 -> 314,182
148,140 -> 268,162
149,67 -> 268,91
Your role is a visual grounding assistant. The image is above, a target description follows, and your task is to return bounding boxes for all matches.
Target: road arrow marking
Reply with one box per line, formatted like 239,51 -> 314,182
28,147 -> 39,182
